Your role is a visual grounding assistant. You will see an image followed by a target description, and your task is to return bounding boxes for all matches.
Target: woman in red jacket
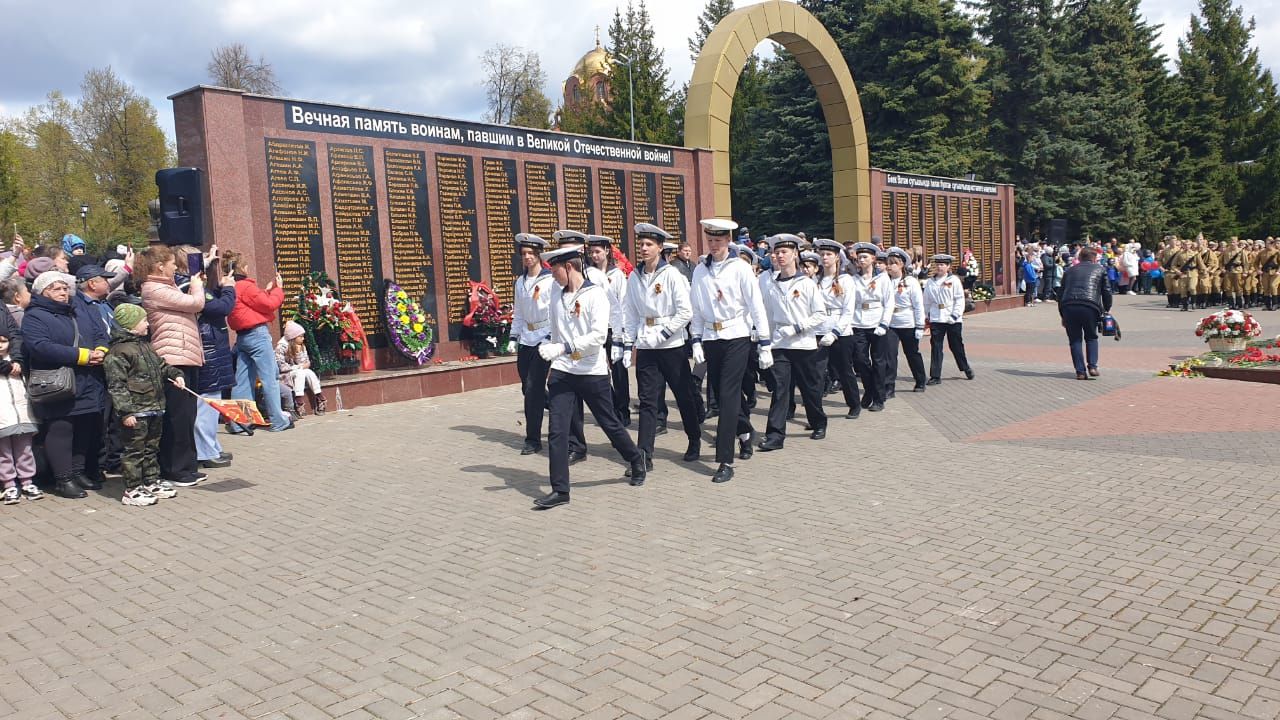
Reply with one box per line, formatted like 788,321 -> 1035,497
222,251 -> 292,432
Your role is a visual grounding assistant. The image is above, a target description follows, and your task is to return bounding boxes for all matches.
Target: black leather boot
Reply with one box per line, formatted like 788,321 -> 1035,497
55,473 -> 87,499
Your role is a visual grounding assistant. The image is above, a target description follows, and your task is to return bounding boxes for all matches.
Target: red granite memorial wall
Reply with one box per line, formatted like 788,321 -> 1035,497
171,86 -> 715,365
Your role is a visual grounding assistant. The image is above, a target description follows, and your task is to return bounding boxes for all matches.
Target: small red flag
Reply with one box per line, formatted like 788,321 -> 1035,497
204,398 -> 268,427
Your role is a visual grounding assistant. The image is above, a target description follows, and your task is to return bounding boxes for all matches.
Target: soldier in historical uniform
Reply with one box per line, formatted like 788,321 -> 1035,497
1175,237 -> 1205,312
689,218 -> 772,484
510,233 -> 557,455
1223,237 -> 1247,310
756,234 -> 827,452
1260,237 -> 1280,311
1160,237 -> 1182,308
1197,235 -> 1219,309
533,246 -> 647,509
622,223 -> 702,474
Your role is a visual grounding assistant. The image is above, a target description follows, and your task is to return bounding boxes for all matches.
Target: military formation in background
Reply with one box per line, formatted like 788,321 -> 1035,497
1159,235 -> 1280,312
509,219 -> 974,510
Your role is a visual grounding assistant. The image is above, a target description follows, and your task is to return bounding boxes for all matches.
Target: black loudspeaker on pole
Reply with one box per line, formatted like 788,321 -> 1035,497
155,167 -> 204,247
1048,219 -> 1067,247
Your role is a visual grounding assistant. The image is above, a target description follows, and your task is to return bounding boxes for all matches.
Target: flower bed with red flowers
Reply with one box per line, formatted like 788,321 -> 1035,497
1227,343 -> 1280,367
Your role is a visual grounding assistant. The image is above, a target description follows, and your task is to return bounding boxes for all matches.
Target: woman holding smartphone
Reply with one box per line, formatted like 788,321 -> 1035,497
222,250 -> 293,433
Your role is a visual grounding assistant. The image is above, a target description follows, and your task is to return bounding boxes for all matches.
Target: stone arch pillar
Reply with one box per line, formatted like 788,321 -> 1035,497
684,0 -> 870,242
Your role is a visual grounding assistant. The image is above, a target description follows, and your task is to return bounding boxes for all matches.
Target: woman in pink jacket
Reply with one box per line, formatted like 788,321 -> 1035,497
138,246 -> 206,486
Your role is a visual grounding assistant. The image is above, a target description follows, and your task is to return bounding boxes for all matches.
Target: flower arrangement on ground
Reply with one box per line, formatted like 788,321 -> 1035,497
1157,357 -> 1205,378
384,280 -> 435,365
462,281 -> 512,357
1226,344 -> 1280,367
972,282 -> 995,303
1194,309 -> 1261,351
289,272 -> 365,373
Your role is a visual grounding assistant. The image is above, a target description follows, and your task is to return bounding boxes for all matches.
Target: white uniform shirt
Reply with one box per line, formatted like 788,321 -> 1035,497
847,270 -> 894,329
816,272 -> 854,336
510,269 -> 555,346
549,280 -> 610,375
690,253 -> 771,343
889,274 -> 925,329
759,271 -> 826,351
623,261 -> 691,350
585,265 -> 625,340
923,273 -> 967,324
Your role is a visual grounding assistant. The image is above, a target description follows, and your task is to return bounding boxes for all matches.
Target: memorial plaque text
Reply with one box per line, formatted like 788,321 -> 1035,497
384,148 -> 439,344
327,143 -> 385,346
265,138 -> 324,300
482,157 -> 520,305
435,153 -> 480,340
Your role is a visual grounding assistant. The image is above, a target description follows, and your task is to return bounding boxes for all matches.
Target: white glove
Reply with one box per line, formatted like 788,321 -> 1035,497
819,332 -> 837,347
691,341 -> 705,365
757,346 -> 774,370
538,343 -> 565,362
874,326 -> 887,337
621,346 -> 633,369
772,325 -> 797,343
506,340 -> 519,354
610,343 -> 623,363
914,328 -> 924,340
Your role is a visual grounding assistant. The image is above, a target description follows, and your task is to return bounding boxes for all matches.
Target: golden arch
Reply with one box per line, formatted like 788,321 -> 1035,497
685,0 -> 870,242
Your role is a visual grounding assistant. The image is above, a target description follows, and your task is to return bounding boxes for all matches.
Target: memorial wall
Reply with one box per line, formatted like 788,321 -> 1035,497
172,87 -> 714,364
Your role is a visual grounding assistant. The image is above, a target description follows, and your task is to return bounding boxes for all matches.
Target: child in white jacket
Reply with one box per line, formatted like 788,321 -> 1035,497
0,333 -> 41,504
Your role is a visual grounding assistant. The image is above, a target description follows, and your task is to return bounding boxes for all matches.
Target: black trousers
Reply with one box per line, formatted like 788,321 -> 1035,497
159,366 -> 199,479
766,348 -> 826,442
886,327 -> 927,392
547,370 -> 640,494
517,343 -> 550,446
635,347 -> 701,455
606,330 -> 630,423
45,412 -> 102,479
929,322 -> 971,379
828,335 -> 861,412
850,329 -> 886,405
704,337 -> 753,464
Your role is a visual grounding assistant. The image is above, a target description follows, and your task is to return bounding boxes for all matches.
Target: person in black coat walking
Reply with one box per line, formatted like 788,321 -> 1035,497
194,259 -> 237,468
1058,247 -> 1113,380
21,272 -> 112,498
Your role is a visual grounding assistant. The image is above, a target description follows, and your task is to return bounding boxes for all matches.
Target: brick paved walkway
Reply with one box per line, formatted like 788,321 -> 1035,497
4,294 -> 1280,719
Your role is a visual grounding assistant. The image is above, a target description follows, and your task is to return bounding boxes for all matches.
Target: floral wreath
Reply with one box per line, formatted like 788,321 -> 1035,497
384,280 -> 435,365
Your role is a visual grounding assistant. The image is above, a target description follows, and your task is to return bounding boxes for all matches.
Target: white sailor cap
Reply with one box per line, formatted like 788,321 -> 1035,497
661,241 -> 679,253
851,242 -> 879,255
635,223 -> 672,241
886,247 -> 911,265
552,229 -> 588,246
540,246 -> 583,264
585,234 -> 614,247
932,253 -> 955,264
813,238 -> 844,254
515,233 -> 547,250
732,242 -> 754,257
800,251 -> 821,265
766,233 -> 803,251
875,250 -> 888,261
700,218 -> 739,236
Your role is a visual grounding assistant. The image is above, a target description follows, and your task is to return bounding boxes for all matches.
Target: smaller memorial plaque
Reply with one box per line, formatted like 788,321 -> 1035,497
327,143 -> 385,346
384,148 -> 439,345
563,165 -> 595,235
660,174 -> 685,242
598,168 -> 628,255
524,161 -> 559,238
265,138 -> 324,301
482,157 -> 520,306
435,153 -> 481,341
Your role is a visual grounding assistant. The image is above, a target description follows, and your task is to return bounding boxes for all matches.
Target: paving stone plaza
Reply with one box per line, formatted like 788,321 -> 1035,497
4,295 -> 1280,719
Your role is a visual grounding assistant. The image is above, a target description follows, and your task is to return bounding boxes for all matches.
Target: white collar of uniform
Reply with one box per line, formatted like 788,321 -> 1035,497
641,259 -> 669,276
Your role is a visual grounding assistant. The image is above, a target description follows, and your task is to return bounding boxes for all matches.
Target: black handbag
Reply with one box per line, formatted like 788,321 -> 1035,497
27,321 -> 79,405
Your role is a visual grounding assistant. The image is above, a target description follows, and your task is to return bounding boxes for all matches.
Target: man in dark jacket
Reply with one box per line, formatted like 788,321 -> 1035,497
1058,247 -> 1113,380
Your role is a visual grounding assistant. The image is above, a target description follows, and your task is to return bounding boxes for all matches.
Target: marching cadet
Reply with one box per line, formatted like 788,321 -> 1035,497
846,242 -> 894,410
813,238 -> 860,418
884,247 -> 928,394
585,234 -> 632,426
533,245 -> 647,509
1260,237 -> 1279,310
924,254 -> 975,384
1160,237 -> 1182,308
510,233 -> 557,455
654,238 -> 705,434
1197,235 -> 1219,309
549,229 -> 595,463
1224,237 -> 1246,309
622,223 -> 702,476
756,234 -> 827,452
689,218 -> 772,484
800,251 -> 821,279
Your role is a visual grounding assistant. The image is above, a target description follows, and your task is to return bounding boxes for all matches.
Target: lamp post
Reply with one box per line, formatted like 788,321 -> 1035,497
79,203 -> 89,237
612,52 -> 636,142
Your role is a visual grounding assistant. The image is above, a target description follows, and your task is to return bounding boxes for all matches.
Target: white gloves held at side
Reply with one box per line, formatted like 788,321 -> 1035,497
691,341 -> 705,365
819,332 -> 837,347
873,326 -> 887,337
914,328 -> 925,340
538,343 -> 565,362
757,346 -> 774,370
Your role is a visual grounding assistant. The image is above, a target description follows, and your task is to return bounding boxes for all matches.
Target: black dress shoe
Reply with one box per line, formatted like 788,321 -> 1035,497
533,492 -> 570,509
74,473 -> 103,491
654,422 -> 668,435
628,452 -> 648,486
199,458 -> 232,469
55,475 -> 87,499
913,384 -> 926,392
845,409 -> 861,419
926,378 -> 941,386
738,438 -> 754,460
624,451 -> 654,477
861,396 -> 873,409
683,442 -> 700,462
757,437 -> 784,452
711,464 -> 734,483
810,428 -> 826,440
885,390 -> 896,400
568,450 -> 587,464
964,369 -> 975,380
520,441 -> 541,455
868,403 -> 885,412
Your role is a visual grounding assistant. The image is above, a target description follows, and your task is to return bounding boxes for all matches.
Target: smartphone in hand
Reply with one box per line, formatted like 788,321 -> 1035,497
186,252 -> 204,277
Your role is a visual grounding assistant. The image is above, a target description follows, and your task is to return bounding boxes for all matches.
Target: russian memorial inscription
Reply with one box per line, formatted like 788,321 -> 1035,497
523,161 -> 559,239
383,148 -> 440,345
598,168 -> 628,254
435,153 -> 481,341
265,138 -> 324,300
327,143 -> 385,345
482,158 -> 520,305
661,174 -> 685,242
563,166 -> 595,235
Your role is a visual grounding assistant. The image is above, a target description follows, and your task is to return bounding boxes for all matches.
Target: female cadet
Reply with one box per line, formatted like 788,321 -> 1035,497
923,254 -> 975,384
884,247 -> 927,394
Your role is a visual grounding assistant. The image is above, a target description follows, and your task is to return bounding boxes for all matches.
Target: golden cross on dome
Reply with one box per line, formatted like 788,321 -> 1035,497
595,25 -> 601,46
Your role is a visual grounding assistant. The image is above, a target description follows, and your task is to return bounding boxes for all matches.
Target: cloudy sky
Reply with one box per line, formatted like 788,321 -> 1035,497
0,0 -> 1276,143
